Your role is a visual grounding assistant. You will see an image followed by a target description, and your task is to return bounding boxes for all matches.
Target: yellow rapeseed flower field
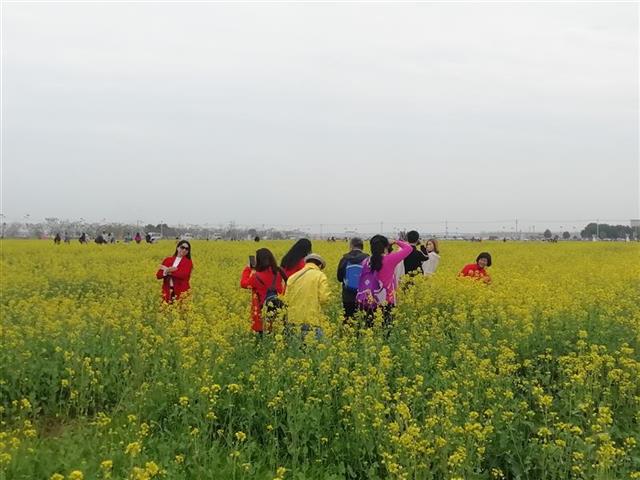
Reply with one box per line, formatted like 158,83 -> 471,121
1,239 -> 639,479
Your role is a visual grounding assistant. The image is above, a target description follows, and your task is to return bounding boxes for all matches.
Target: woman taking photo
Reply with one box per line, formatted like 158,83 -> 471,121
357,235 -> 412,328
241,248 -> 287,334
156,240 -> 193,303
280,238 -> 312,279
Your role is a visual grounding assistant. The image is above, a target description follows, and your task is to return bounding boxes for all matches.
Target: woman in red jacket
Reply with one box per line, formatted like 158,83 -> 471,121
156,240 -> 193,303
280,238 -> 312,279
459,252 -> 492,284
241,248 -> 287,333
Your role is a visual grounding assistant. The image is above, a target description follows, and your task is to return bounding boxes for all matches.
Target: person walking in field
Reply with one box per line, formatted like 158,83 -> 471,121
356,236 -> 413,328
421,238 -> 440,276
284,253 -> 331,338
337,237 -> 369,322
280,238 -> 312,278
459,252 -> 492,284
240,248 -> 287,334
156,240 -> 193,303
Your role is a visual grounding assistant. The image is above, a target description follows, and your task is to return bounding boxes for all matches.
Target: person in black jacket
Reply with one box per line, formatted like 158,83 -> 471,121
403,230 -> 429,275
337,237 -> 369,322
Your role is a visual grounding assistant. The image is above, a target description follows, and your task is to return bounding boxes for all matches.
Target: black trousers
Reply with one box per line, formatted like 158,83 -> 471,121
342,301 -> 359,322
344,299 -> 395,330
361,304 -> 394,329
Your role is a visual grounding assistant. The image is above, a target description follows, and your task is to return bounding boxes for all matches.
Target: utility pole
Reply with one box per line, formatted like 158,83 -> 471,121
320,224 -> 323,239
515,218 -> 518,239
445,220 -> 448,239
596,219 -> 599,240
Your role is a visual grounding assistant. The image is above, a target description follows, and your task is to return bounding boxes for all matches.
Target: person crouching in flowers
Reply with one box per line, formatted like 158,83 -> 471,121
459,252 -> 492,284
156,241 -> 193,303
240,248 -> 287,334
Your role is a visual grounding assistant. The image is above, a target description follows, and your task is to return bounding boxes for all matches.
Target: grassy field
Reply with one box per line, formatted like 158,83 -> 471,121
1,239 -> 639,480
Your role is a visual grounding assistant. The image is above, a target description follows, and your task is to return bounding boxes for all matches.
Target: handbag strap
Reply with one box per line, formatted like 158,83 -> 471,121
287,267 -> 311,288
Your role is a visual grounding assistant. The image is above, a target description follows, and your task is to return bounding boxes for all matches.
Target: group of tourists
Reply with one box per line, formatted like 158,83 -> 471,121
154,232 -> 493,336
54,231 -> 147,244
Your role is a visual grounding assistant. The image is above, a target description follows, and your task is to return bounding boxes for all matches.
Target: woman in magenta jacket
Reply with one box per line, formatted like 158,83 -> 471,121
359,235 -> 412,328
156,240 -> 193,303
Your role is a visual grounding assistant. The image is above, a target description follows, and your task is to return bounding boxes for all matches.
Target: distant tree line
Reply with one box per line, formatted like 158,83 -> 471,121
580,223 -> 638,240
0,218 -> 305,241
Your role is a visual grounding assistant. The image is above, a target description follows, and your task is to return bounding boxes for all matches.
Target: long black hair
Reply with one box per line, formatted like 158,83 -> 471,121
173,240 -> 192,260
256,248 -> 287,281
369,235 -> 390,272
256,248 -> 277,273
280,238 -> 312,270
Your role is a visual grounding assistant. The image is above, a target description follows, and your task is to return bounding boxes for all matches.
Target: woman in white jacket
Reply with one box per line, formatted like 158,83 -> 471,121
422,238 -> 441,276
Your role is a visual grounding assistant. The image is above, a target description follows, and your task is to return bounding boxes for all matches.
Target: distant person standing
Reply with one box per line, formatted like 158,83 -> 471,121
336,238 -> 369,321
53,233 -> 61,245
421,239 -> 440,276
280,238 -> 312,279
134,232 -> 142,244
156,241 -> 193,303
145,233 -> 152,244
63,232 -> 71,244
459,252 -> 492,284
79,232 -> 87,244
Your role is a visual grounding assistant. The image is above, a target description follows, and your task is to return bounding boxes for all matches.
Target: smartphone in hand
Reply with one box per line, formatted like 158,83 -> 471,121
248,255 -> 256,269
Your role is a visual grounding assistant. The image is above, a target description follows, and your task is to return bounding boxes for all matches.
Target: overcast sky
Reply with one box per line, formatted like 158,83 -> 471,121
1,2 -> 638,232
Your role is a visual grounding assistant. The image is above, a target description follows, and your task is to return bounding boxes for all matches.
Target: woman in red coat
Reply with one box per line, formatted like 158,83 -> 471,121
241,248 -> 287,333
280,238 -> 312,279
156,240 -> 193,303
459,252 -> 492,284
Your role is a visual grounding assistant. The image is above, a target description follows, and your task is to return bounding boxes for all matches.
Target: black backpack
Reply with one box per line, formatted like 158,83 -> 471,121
257,271 -> 286,319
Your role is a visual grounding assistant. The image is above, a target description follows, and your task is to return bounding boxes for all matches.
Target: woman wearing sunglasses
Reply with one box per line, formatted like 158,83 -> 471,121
156,240 -> 193,303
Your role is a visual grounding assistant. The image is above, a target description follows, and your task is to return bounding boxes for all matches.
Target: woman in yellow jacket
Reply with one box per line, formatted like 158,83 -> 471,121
284,254 -> 331,337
